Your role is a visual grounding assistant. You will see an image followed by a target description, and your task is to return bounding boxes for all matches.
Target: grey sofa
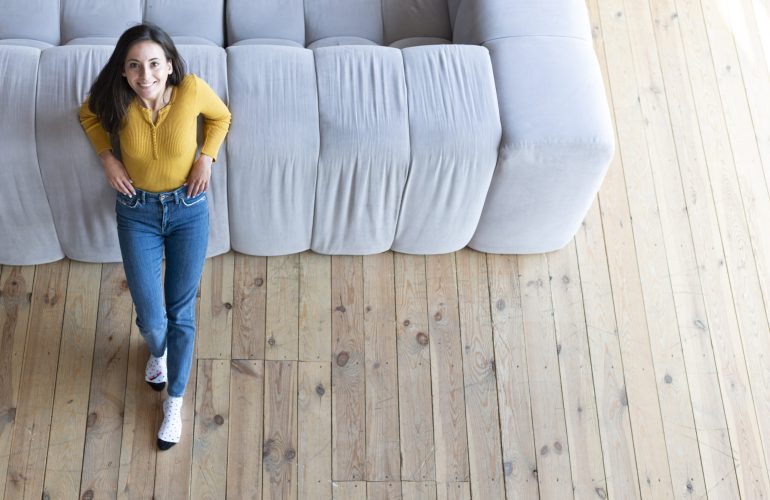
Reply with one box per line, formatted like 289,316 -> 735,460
0,0 -> 614,265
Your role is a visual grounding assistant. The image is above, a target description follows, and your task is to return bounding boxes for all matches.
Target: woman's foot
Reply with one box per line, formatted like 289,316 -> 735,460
157,395 -> 183,450
145,348 -> 167,391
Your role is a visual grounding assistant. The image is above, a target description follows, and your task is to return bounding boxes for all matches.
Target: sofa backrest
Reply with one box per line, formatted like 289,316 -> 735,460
2,0 -> 453,48
0,0 -> 60,46
59,0 -> 225,46
226,0 -> 453,47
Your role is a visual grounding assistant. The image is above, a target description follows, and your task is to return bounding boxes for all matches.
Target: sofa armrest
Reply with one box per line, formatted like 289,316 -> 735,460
452,0 -> 592,45
469,35 -> 615,253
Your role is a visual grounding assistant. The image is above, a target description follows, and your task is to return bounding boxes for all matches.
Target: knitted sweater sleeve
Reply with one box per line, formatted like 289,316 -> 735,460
78,97 -> 112,155
195,75 -> 232,162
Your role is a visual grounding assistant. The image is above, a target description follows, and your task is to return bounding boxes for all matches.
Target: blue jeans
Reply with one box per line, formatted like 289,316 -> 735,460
115,185 -> 208,398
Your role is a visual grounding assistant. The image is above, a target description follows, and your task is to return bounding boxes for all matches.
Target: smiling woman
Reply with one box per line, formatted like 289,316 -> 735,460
77,23 -> 231,452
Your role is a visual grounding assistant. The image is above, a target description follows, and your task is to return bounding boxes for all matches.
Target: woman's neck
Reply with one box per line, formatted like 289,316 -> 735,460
138,85 -> 172,112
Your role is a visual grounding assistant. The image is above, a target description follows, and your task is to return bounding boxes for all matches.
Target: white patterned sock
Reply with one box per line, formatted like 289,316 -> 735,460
145,348 -> 167,389
157,395 -> 183,448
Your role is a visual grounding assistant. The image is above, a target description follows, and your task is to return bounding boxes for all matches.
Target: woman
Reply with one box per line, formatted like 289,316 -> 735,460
79,23 -> 231,451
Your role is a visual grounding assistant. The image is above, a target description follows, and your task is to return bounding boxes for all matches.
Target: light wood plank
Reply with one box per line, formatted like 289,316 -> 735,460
332,256 -> 366,481
116,306 -> 160,499
233,254 -> 267,359
436,482 -> 470,500
699,0 -> 770,475
299,252 -> 331,362
263,360 -> 298,499
298,362 -> 332,499
612,0 -> 713,494
585,2 -> 658,497
486,254 -> 539,499
547,243 -> 607,498
153,359 -> 197,500
401,481 -> 436,500
674,0 -> 770,494
367,481 -> 401,499
44,262 -> 101,499
734,0 -> 770,199
574,199 -> 640,499
198,253 -> 235,359
332,481 -> 366,500
424,254 -> 469,484
227,360 -> 264,500
266,254 -> 300,361
0,266 -> 35,500
454,249 -> 505,499
394,254 -> 435,482
79,263 -> 133,499
363,252 -> 400,481
3,260 -> 69,499
191,359 -> 230,500
516,253 -> 573,499
629,0 -> 744,496
597,0 -> 684,496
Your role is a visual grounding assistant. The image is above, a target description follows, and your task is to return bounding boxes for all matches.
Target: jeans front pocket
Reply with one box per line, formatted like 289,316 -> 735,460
117,192 -> 142,209
180,191 -> 207,207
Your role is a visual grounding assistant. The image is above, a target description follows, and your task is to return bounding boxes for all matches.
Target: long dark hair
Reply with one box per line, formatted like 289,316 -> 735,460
87,23 -> 186,134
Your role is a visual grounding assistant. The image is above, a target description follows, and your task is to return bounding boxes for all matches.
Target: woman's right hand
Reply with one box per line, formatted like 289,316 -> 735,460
99,150 -> 136,196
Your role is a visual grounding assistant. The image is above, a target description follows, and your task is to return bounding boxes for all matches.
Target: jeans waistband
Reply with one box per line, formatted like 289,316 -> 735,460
132,185 -> 188,203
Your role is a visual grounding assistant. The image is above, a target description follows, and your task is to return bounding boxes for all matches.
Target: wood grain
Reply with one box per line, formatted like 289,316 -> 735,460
79,263 -> 132,499
424,254 -> 469,484
233,254 -> 267,359
263,360 -> 298,499
4,260 -> 69,499
228,360 -> 264,499
363,252 -> 400,482
266,254 -> 300,361
332,256 -> 366,481
394,254 -> 435,482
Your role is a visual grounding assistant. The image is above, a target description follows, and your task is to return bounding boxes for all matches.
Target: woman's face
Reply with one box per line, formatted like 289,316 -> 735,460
122,40 -> 173,102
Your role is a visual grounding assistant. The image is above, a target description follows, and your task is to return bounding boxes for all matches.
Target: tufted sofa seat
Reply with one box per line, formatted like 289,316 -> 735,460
0,0 -> 614,265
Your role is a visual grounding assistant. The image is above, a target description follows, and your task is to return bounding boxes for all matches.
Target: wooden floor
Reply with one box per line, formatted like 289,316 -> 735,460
3,0 -> 770,498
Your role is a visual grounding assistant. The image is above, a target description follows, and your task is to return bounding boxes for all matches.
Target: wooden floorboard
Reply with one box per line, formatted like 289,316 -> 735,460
2,0 -> 770,497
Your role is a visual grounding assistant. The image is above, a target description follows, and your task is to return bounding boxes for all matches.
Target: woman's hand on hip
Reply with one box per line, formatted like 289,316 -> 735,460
100,150 -> 135,196
186,154 -> 213,198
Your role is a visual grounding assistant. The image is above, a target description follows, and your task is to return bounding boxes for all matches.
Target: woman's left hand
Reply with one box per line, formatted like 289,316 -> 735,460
186,154 -> 213,198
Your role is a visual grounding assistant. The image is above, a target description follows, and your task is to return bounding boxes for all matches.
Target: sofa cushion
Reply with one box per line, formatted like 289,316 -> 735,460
304,0 -> 384,46
231,39 -> 304,48
0,45 -> 63,264
226,45 -> 319,255
382,0 -> 452,46
307,36 -> 378,49
61,0 -> 142,44
36,46 -> 121,262
312,46 -> 410,254
144,0 -> 225,46
65,37 -> 120,46
388,37 -> 451,49
393,45 -> 501,254
226,0 -> 305,47
171,36 -> 219,47
469,36 -> 614,253
0,0 -> 60,46
453,0 -> 592,44
0,39 -> 54,49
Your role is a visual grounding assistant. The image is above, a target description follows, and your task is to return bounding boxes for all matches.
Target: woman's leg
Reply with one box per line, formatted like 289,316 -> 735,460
162,191 -> 209,398
116,196 -> 167,358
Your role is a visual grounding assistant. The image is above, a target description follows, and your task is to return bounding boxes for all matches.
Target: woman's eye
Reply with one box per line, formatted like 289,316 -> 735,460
152,62 -> 159,67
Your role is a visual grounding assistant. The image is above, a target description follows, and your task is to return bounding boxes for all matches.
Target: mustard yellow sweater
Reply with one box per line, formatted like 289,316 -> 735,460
79,73 -> 231,192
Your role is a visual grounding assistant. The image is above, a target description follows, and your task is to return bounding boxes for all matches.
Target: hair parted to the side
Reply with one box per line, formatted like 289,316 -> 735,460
87,23 -> 186,134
